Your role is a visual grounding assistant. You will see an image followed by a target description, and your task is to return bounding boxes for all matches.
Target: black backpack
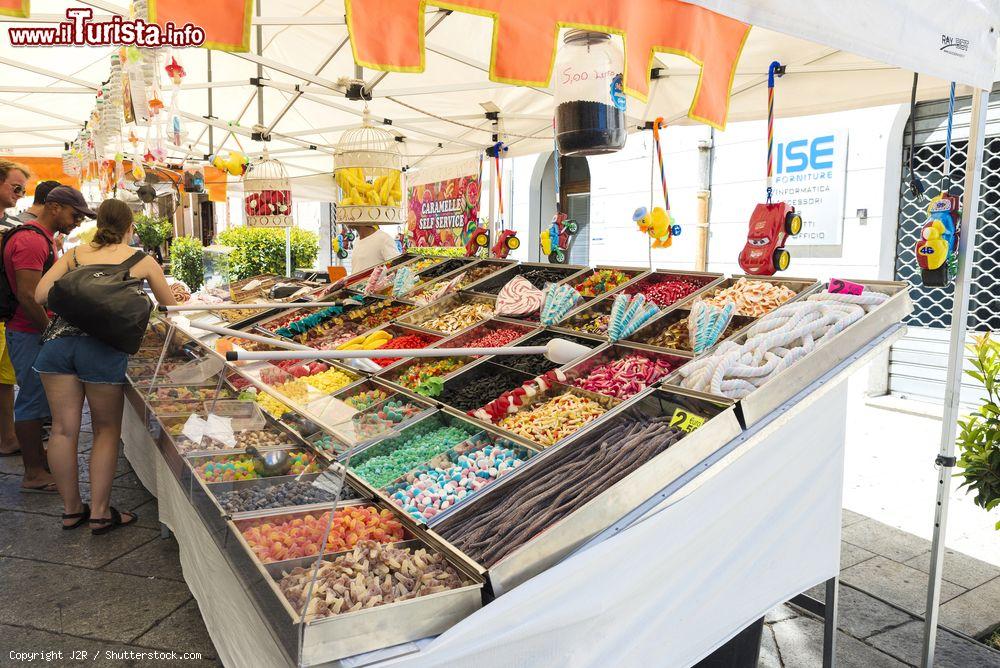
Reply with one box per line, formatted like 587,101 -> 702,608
0,224 -> 55,321
48,251 -> 152,354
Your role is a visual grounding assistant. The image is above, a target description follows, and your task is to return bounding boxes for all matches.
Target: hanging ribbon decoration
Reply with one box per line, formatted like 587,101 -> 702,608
766,60 -> 782,203
943,82 -> 956,193
651,117 -> 670,213
492,141 -> 506,227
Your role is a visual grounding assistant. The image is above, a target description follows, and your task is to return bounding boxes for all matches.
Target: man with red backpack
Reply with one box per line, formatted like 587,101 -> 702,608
1,185 -> 90,492
0,161 -> 29,475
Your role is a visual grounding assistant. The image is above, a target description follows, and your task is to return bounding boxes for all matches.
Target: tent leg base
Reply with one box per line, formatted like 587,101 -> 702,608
789,576 -> 839,668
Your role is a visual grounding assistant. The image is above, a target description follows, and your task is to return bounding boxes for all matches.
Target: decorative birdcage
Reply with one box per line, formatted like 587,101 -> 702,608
334,111 -> 405,226
242,148 -> 293,228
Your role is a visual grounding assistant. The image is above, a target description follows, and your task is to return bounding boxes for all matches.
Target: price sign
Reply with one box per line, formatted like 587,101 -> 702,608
670,408 -> 706,433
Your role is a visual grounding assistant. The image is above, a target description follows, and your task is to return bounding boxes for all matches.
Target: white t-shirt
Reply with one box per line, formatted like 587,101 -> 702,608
351,230 -> 399,272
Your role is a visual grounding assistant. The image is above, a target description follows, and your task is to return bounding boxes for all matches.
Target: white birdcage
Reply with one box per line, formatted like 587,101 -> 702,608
242,148 -> 293,228
334,111 -> 405,226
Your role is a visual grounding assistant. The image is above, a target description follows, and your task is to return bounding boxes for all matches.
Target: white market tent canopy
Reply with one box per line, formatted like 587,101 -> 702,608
3,2 -> 1000,666
1,0 -> 998,188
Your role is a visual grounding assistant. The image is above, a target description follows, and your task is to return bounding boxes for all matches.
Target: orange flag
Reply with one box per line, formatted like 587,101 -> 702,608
149,0 -> 253,52
0,0 -> 29,18
345,0 -> 750,129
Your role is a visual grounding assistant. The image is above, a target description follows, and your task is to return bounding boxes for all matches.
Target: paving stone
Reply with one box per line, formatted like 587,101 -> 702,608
758,623 -> 782,668
937,576 -> 1000,638
835,585 -> 913,640
0,453 -> 25,475
77,452 -> 131,482
904,549 -> 1000,590
842,519 -> 932,563
0,478 -> 151,518
112,470 -> 147,490
843,508 -> 867,527
842,542 -> 878,569
867,621 -> 1000,668
765,604 -> 798,624
103,535 -> 185,582
771,615 -> 908,667
131,498 -> 162,529
0,557 -> 192,644
136,599 -> 217,659
1,624 -> 221,667
0,510 -> 158,569
841,556 -> 965,616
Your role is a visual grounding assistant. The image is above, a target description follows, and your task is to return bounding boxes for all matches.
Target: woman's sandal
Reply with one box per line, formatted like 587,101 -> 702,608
90,507 -> 138,535
61,503 -> 90,530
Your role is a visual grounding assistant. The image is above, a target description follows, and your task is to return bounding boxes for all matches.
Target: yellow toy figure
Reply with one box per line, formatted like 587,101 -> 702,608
633,206 -> 680,248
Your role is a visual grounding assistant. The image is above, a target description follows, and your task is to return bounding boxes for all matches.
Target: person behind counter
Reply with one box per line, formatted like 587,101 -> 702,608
350,225 -> 400,272
34,199 -> 177,533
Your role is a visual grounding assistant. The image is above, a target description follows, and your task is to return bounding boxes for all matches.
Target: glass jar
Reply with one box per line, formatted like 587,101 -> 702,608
554,30 -> 627,156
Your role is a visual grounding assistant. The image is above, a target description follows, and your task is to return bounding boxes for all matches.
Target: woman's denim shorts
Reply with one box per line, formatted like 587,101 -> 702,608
34,335 -> 128,385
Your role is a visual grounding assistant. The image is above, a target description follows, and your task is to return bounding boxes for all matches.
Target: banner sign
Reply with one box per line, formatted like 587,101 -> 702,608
406,159 -> 481,248
773,131 -> 848,246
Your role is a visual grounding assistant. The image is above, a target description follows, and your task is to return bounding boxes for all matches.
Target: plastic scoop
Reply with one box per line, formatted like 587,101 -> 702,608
224,337 -> 590,366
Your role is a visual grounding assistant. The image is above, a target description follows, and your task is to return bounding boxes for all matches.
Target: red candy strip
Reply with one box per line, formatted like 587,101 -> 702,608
373,334 -> 433,367
633,279 -> 701,308
465,328 -> 523,349
572,354 -> 677,400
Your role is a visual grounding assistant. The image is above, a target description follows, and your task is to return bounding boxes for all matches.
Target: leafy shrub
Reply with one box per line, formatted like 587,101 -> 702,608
956,333 -> 1000,531
215,227 -> 319,280
405,246 -> 465,258
133,213 -> 172,251
169,236 -> 204,291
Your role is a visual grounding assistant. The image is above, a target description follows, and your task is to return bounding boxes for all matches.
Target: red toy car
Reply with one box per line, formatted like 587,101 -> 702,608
738,202 -> 802,276
491,229 -> 520,259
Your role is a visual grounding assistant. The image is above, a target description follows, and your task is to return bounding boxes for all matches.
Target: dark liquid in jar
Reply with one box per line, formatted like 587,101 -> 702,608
556,100 -> 626,156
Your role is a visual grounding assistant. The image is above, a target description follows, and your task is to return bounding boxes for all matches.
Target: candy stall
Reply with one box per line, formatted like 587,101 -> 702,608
121,255 -> 912,667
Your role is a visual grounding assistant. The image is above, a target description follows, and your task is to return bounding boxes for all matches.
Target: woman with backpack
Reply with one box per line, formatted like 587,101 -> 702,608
33,199 -> 177,534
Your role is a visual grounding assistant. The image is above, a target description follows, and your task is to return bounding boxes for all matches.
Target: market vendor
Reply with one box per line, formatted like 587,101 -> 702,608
350,225 -> 399,272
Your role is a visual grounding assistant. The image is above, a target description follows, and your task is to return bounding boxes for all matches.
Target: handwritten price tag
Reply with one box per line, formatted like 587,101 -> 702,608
670,408 -> 706,432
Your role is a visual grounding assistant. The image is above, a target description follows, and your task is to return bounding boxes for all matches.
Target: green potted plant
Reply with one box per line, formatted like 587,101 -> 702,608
215,227 -> 319,280
133,213 -> 173,263
169,236 -> 204,292
956,333 -> 1000,530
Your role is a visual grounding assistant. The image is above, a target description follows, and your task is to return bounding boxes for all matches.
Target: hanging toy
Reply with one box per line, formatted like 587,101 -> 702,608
131,160 -> 145,181
464,224 -> 491,257
491,229 -> 520,259
113,151 -> 125,188
543,142 -> 579,263
635,118 -> 682,249
738,62 -> 803,276
687,300 -> 736,355
211,151 -> 248,177
915,83 -> 961,287
333,225 -> 355,260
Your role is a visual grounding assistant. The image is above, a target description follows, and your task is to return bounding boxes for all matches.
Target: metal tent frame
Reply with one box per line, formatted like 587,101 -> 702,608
1,2 -> 998,665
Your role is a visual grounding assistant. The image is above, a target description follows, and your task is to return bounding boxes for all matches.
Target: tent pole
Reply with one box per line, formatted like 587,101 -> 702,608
920,85 -> 989,668
255,0 -> 264,128
207,50 -> 214,155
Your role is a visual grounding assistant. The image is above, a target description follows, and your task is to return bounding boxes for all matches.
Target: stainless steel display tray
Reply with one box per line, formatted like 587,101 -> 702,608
558,341 -> 692,400
432,385 -> 740,595
454,257 -> 516,290
394,292 -> 497,335
333,322 -> 446,375
223,501 -> 484,665
694,274 -> 820,317
608,268 -> 726,310
559,265 -> 651,309
431,316 -> 539,352
734,279 -> 912,427
462,260 -> 588,296
623,305 -> 755,357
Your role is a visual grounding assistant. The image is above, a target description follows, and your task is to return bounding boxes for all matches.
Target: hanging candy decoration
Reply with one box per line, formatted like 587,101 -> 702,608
164,56 -> 186,148
634,117 -> 681,249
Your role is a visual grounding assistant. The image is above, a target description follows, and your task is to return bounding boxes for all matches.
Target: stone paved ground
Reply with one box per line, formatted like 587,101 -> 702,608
2,428 -> 998,666
0,425 -> 220,667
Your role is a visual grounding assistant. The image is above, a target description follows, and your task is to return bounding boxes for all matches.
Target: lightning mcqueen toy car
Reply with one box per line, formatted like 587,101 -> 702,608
738,202 -> 802,276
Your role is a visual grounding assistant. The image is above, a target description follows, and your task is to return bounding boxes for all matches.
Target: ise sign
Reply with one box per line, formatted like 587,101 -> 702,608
772,131 -> 848,246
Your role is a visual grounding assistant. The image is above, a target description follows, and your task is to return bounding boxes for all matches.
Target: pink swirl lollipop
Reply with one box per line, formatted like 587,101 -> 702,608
495,276 -> 545,317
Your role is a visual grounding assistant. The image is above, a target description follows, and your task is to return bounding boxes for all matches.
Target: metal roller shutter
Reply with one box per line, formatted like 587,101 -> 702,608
890,89 -> 1000,403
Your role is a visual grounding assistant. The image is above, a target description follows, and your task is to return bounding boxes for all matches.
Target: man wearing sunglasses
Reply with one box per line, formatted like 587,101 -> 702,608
0,161 -> 31,466
2,184 -> 91,492
0,160 -> 29,230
